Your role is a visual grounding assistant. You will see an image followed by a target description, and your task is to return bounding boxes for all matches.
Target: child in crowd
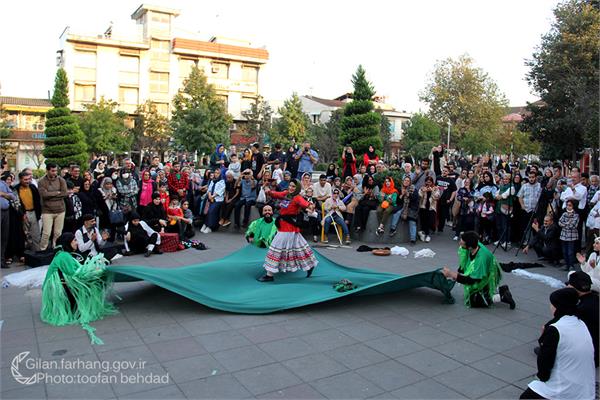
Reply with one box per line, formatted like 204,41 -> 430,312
559,199 -> 579,272
272,160 -> 284,185
158,182 -> 170,212
181,200 -> 195,238
479,192 -> 495,244
228,154 -> 241,180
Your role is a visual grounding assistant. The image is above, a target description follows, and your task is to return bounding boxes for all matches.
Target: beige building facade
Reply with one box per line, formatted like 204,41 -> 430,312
57,4 -> 269,124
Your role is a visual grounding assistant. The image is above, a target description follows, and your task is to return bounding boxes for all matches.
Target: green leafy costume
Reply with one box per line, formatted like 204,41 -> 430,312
457,242 -> 502,307
245,218 -> 277,248
41,251 -> 117,344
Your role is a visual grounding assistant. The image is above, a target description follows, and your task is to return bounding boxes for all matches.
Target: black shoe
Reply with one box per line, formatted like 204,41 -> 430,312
257,274 -> 274,282
306,267 -> 314,278
154,248 -> 163,255
499,285 -> 516,309
410,240 -> 416,246
534,346 -> 540,356
144,250 -> 152,258
389,229 -> 396,237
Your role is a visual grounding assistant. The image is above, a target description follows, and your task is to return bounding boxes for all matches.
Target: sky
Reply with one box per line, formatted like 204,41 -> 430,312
0,0 -> 560,113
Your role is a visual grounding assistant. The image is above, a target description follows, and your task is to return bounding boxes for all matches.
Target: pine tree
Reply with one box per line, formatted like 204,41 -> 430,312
43,68 -> 88,168
339,65 -> 382,157
270,93 -> 310,146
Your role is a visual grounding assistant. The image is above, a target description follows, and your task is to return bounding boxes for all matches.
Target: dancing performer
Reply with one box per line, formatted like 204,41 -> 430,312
245,205 -> 277,248
41,233 -> 117,344
442,231 -> 516,309
258,180 -> 318,282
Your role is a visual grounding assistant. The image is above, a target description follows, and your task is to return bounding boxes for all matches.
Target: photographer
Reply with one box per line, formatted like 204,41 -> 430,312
234,169 -> 257,229
294,141 -> 318,179
75,214 -> 121,261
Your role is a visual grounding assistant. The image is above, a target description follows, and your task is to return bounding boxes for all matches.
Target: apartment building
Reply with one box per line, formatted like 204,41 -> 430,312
57,4 -> 269,127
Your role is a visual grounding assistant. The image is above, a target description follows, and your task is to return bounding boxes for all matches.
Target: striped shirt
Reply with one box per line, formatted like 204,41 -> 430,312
517,182 -> 541,212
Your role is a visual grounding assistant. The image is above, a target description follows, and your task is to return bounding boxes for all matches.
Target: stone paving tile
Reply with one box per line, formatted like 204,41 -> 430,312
336,321 -> 393,341
310,371 -> 385,399
281,353 -> 348,382
137,323 -> 191,345
257,383 -> 325,399
212,345 -> 275,372
465,330 -> 526,353
96,344 -> 160,366
178,374 -> 253,399
38,336 -> 95,359
162,354 -> 225,384
1,315 -> 34,332
93,330 -> 145,353
458,312 -> 513,329
355,359 -> 425,391
387,379 -> 467,399
502,341 -> 539,366
364,334 -> 425,358
146,337 -> 207,363
432,339 -> 496,364
193,330 -> 253,353
258,337 -> 317,362
493,321 -> 542,342
233,363 -> 303,396
307,310 -> 367,328
1,367 -> 45,394
426,318 -> 488,338
325,343 -> 388,370
239,322 -> 292,344
396,349 -> 463,377
433,365 -> 507,399
110,362 -> 171,397
300,328 -> 358,352
366,315 -> 425,333
179,317 -> 231,336
471,354 -> 538,384
1,302 -> 33,319
0,384 -> 46,400
399,325 -> 457,347
277,315 -> 331,336
1,328 -> 37,348
118,384 -> 186,399
479,384 -> 525,399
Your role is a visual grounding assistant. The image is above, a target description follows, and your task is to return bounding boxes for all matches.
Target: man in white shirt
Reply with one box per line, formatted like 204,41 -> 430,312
75,214 -> 121,260
312,174 -> 332,205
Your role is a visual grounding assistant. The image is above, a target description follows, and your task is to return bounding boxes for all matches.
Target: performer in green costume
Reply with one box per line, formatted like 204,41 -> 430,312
245,205 -> 277,248
41,233 -> 117,344
442,231 -> 516,309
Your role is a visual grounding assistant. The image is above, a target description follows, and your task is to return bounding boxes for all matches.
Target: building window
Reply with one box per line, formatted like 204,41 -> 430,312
150,72 -> 169,93
151,13 -> 171,33
74,84 -> 95,102
73,50 -> 96,82
211,63 -> 228,79
179,58 -> 197,87
119,87 -> 139,106
23,114 -> 45,131
119,55 -> 139,86
242,66 -> 258,82
151,39 -> 170,62
241,97 -> 256,112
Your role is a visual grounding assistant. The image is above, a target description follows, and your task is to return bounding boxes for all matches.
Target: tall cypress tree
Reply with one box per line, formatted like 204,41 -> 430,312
339,65 -> 382,157
43,68 -> 88,168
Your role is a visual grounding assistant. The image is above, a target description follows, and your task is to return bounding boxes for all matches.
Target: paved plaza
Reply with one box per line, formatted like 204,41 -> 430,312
0,232 -> 581,399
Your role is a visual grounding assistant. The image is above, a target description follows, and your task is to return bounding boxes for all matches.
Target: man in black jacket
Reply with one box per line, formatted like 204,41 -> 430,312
567,271 -> 599,367
523,214 -> 560,263
14,171 -> 42,251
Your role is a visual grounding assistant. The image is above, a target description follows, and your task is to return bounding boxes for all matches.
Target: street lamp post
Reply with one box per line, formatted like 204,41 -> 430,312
447,121 -> 451,149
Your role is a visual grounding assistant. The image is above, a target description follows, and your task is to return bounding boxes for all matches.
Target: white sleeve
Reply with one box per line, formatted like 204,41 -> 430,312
591,191 -> 600,205
95,227 -> 106,247
573,185 -> 586,201
140,221 -> 161,244
75,229 -> 94,252
560,187 -> 573,202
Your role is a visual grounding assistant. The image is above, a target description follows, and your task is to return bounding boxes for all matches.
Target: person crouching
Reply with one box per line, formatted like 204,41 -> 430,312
123,212 -> 162,257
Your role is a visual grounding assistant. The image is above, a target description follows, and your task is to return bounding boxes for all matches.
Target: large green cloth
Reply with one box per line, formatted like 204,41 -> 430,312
457,242 -> 502,307
41,251 -> 117,343
108,245 -> 455,314
245,218 -> 277,248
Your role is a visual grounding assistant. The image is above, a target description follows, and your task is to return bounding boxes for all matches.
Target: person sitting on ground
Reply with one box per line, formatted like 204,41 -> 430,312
521,287 -> 595,400
166,195 -> 185,238
442,231 -> 516,309
245,205 -> 277,248
575,236 -> 600,292
322,188 -> 351,245
523,214 -> 561,264
124,212 -> 161,258
375,177 -> 398,236
565,271 -> 599,367
180,200 -> 195,239
75,214 -> 121,261
143,192 -> 168,233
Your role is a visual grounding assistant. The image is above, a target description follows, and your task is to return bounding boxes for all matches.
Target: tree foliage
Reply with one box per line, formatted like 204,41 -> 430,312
0,104 -> 11,155
171,66 -> 232,155
78,97 -> 130,155
314,109 -> 343,164
379,114 -> 392,160
43,68 -> 88,168
401,113 -> 440,159
131,100 -> 172,160
339,65 -> 382,156
520,0 -> 600,160
419,55 -> 508,147
270,93 -> 311,146
242,95 -> 272,148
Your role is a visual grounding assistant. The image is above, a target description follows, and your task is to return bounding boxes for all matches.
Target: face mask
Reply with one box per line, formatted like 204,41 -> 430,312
122,173 -> 130,179
111,174 -> 118,180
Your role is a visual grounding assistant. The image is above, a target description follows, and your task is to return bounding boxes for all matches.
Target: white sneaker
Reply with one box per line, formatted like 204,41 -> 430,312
493,240 -> 500,246
418,231 -> 426,242
111,254 -> 123,261
453,236 -> 459,241
425,235 -> 431,243
200,225 -> 208,233
204,227 -> 212,233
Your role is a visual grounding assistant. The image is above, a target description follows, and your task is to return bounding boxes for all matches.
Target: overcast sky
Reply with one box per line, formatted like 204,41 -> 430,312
0,0 -> 559,112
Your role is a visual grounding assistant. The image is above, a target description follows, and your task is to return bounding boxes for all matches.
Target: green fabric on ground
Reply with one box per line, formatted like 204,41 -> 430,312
108,245 -> 455,314
458,242 -> 502,307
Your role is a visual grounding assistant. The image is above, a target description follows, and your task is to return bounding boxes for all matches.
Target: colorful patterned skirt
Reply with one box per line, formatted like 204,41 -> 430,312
263,232 -> 318,274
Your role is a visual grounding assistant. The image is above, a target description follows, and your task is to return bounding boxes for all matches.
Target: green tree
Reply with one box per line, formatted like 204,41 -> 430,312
339,65 -> 382,157
171,66 -> 232,155
314,109 -> 343,164
43,68 -> 88,168
0,104 -> 11,155
270,93 -> 310,146
78,97 -> 130,155
131,100 -> 172,160
419,55 -> 508,147
401,113 -> 440,160
520,0 -> 600,161
242,95 -> 272,148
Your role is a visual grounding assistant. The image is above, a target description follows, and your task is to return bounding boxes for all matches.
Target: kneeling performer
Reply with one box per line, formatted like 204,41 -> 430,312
124,212 -> 162,257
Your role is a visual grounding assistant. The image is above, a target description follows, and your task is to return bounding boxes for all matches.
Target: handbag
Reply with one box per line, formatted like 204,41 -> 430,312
109,209 -> 124,224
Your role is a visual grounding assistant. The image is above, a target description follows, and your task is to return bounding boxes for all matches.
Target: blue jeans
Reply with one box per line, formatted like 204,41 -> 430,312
390,209 -> 417,241
561,240 -> 576,269
324,214 -> 349,237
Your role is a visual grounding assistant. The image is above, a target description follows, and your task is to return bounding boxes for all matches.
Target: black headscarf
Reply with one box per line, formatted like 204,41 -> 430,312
55,232 -> 77,254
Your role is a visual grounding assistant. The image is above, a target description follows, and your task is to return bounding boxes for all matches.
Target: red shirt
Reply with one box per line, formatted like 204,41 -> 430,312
168,171 -> 189,193
269,191 -> 310,232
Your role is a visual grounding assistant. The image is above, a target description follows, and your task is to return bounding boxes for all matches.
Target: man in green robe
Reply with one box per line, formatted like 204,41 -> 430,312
245,205 -> 277,248
442,231 -> 516,309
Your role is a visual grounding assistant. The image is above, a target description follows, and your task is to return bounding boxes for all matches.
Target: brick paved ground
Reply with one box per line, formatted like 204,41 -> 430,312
0,231 -> 591,399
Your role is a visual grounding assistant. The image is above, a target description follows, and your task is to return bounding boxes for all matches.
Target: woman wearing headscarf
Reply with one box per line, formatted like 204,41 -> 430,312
241,148 -> 253,172
137,170 -> 156,216
210,143 -> 228,177
95,177 -> 119,241
1,172 -> 24,265
341,145 -> 357,179
40,233 -> 116,344
299,172 -> 313,195
284,144 -> 299,179
374,177 -> 398,236
257,179 -> 318,282
418,176 -> 441,242
93,160 -> 106,181
325,163 -> 338,181
521,288 -> 595,399
115,169 -> 139,214
362,145 -> 379,167
201,169 -> 225,233
354,175 -> 379,233
142,192 -> 168,232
